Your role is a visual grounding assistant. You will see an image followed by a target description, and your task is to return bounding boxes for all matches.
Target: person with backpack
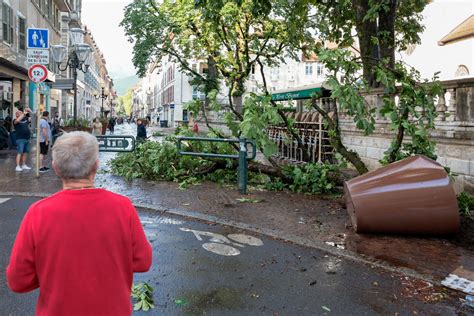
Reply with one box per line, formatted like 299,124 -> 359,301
52,113 -> 64,144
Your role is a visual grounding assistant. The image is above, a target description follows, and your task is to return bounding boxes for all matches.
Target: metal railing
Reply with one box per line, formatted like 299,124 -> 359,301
177,137 -> 256,194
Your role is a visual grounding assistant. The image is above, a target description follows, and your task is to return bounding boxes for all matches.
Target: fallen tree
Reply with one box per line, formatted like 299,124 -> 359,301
108,137 -> 340,194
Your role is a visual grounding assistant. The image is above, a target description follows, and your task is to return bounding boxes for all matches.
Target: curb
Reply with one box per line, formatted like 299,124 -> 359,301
2,191 -> 437,286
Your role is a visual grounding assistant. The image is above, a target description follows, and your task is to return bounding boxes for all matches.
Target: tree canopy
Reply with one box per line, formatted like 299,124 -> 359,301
122,0 -> 441,174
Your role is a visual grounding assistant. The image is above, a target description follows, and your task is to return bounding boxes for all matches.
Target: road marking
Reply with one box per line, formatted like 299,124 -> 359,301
180,227 -> 263,256
0,198 -> 11,204
141,216 -> 183,226
202,243 -> 241,256
228,234 -> 264,246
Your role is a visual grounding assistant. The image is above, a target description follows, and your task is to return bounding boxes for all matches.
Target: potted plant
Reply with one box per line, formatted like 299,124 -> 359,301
62,118 -> 93,133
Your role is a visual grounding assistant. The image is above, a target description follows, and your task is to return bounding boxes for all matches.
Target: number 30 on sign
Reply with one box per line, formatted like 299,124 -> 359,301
28,64 -> 48,83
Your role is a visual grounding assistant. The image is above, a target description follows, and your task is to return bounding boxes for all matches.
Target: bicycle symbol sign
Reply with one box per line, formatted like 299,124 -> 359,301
180,227 -> 264,256
28,64 -> 48,83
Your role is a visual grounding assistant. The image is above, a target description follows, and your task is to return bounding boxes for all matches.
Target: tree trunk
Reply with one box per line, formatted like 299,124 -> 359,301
387,106 -> 409,163
312,97 -> 368,175
353,0 -> 380,88
378,0 -> 397,69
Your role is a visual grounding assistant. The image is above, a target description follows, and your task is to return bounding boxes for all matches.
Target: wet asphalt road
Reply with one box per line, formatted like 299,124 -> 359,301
0,196 -> 463,315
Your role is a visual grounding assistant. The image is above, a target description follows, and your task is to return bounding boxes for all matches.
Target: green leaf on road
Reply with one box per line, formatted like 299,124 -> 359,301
174,299 -> 188,307
322,305 -> 331,312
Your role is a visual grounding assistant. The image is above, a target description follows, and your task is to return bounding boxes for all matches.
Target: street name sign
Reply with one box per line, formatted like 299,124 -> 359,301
96,135 -> 136,152
28,64 -> 48,83
27,28 -> 49,49
27,49 -> 50,65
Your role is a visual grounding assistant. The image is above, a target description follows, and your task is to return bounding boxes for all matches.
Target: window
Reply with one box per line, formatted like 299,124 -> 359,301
18,17 -> 26,53
316,63 -> 324,77
455,65 -> 469,77
200,63 -> 208,75
55,7 -> 60,29
250,64 -> 256,79
46,0 -> 52,19
305,63 -> 313,76
2,2 -> 14,45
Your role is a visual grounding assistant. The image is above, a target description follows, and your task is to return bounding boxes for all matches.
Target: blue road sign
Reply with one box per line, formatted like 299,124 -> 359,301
27,28 -> 49,49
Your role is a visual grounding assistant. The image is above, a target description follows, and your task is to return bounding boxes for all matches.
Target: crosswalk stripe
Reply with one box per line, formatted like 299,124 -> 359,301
0,197 -> 11,204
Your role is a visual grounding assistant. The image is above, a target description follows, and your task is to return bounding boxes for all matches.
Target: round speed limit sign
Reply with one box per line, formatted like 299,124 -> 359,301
28,64 -> 48,83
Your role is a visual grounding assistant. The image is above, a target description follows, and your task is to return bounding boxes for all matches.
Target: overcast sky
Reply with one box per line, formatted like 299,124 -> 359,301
81,0 -> 135,79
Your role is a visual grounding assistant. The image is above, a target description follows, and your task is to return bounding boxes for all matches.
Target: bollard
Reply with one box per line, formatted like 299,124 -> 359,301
238,138 -> 248,194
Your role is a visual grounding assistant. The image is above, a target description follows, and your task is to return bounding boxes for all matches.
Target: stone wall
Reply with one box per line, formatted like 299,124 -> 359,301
338,77 -> 474,193
198,78 -> 474,193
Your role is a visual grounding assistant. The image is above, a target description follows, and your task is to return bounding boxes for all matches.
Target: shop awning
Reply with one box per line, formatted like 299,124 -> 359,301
271,83 -> 329,101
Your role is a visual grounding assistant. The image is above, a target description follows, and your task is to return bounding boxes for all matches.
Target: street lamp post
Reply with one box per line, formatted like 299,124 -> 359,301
51,27 -> 91,126
94,86 -> 108,118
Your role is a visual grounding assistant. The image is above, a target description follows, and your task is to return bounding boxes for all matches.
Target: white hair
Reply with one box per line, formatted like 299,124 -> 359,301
52,131 -> 99,179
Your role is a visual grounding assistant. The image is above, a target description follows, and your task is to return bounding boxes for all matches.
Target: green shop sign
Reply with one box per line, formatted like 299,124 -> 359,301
271,87 -> 324,101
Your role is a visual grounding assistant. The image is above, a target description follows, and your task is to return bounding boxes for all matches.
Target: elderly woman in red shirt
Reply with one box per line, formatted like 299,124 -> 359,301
7,131 -> 152,316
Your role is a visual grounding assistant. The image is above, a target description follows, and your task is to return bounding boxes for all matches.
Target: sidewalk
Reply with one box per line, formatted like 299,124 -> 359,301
1,133 -> 473,290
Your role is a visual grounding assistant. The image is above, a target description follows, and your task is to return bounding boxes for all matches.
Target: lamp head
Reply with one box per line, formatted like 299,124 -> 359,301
75,44 -> 91,63
69,28 -> 84,46
51,45 -> 67,64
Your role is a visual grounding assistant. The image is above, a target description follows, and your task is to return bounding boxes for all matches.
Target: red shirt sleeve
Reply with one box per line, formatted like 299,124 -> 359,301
130,207 -> 152,272
6,210 -> 39,293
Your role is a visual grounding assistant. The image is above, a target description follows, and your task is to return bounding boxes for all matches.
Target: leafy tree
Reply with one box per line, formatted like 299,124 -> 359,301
121,0 -> 315,163
118,89 -> 133,117
122,0 -> 442,177
306,0 -> 442,171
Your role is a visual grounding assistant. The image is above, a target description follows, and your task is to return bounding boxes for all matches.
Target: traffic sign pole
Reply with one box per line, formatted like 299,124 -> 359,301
36,86 -> 41,178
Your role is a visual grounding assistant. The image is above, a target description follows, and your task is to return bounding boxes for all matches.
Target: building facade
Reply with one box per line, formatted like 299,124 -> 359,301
0,0 -> 74,121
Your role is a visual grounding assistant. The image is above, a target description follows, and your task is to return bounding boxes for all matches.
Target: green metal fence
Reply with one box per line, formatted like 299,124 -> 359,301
177,137 -> 257,194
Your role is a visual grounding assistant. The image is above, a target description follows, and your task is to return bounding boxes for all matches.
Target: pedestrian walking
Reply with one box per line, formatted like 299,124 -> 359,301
13,108 -> 32,172
109,116 -> 116,134
92,117 -> 102,135
51,113 -> 64,143
137,119 -> 147,143
39,111 -> 52,173
6,131 -> 152,315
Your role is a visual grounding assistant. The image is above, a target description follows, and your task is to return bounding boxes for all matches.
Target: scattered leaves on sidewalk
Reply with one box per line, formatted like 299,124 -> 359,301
236,197 -> 263,203
399,276 -> 448,303
250,293 -> 260,298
